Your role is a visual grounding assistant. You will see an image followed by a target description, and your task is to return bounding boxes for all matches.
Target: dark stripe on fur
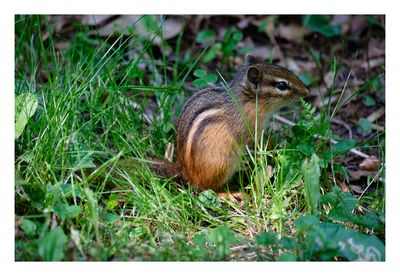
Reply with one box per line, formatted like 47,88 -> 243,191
190,116 -> 223,161
184,102 -> 224,142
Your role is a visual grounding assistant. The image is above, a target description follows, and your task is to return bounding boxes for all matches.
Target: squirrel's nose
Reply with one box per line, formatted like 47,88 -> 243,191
296,87 -> 310,96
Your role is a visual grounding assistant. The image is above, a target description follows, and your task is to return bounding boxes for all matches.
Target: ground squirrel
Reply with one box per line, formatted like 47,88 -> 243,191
151,54 -> 310,191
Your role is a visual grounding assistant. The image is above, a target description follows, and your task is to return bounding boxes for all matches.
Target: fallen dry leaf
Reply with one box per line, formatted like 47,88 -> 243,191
348,169 -> 377,181
89,15 -> 142,37
266,165 -> 272,179
92,16 -> 183,45
164,143 -> 174,162
338,181 -> 350,192
350,15 -> 369,37
249,46 -> 277,60
324,71 -> 335,87
218,191 -> 246,207
366,107 -> 385,123
368,38 -> 385,59
331,15 -> 351,35
359,155 -> 380,171
253,16 -> 277,37
81,15 -> 114,26
162,19 -> 183,40
236,16 -> 253,29
277,24 -> 311,43
360,57 -> 385,70
349,184 -> 364,194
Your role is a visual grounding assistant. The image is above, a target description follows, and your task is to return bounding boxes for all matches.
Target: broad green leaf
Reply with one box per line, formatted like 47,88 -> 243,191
279,253 -> 297,261
203,43 -> 221,63
295,215 -> 320,233
335,228 -> 385,261
291,124 -> 307,136
362,95 -> 376,106
54,203 -> 81,219
191,233 -> 209,259
319,155 -> 329,169
73,155 -> 96,170
302,15 -> 342,37
321,186 -> 357,211
255,232 -> 277,246
357,118 -> 373,135
297,144 -> 315,156
302,15 -> 332,27
15,93 -> 38,118
206,225 -> 236,260
204,73 -> 218,83
223,31 -> 243,56
232,31 -> 243,41
193,69 -> 207,78
279,237 -> 297,250
196,29 -> 216,43
193,232 -> 207,247
317,25 -> 341,37
372,77 -> 383,92
102,212 -> 118,224
308,222 -> 385,261
15,93 -> 38,139
60,183 -> 83,199
20,151 -> 34,163
20,219 -> 37,237
38,226 -> 68,261
105,199 -> 119,209
193,79 -> 208,88
332,139 -> 356,156
198,189 -> 221,208
302,154 -> 321,215
328,207 -> 383,230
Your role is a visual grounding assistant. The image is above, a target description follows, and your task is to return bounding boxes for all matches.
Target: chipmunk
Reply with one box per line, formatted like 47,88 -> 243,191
150,54 -> 309,191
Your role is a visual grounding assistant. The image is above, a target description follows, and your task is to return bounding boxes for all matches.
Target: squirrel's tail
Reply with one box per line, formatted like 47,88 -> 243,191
78,156 -> 181,183
148,158 -> 181,180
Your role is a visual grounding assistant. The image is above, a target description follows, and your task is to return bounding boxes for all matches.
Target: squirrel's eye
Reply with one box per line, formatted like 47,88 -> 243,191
275,81 -> 288,91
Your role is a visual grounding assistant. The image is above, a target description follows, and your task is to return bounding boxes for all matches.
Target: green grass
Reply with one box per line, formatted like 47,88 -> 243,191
15,15 -> 385,261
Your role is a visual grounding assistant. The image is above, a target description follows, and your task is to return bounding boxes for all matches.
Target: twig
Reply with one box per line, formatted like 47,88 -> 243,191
370,123 -> 384,132
231,244 -> 251,251
366,107 -> 385,123
316,94 -> 338,108
273,114 -> 296,127
332,118 -> 353,140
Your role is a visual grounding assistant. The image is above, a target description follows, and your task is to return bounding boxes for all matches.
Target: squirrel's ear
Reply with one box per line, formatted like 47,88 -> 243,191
246,66 -> 262,89
245,54 -> 261,65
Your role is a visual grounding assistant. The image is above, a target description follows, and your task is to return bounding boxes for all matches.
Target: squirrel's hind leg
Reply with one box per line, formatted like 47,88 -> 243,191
182,122 -> 239,191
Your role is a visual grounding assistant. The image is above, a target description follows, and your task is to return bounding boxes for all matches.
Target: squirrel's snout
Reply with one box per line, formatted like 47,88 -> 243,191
295,86 -> 310,97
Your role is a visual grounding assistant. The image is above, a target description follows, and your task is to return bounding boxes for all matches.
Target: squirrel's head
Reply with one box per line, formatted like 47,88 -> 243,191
242,54 -> 310,102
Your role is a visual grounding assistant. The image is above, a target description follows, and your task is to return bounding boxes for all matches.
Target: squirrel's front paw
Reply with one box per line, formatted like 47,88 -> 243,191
217,191 -> 245,206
